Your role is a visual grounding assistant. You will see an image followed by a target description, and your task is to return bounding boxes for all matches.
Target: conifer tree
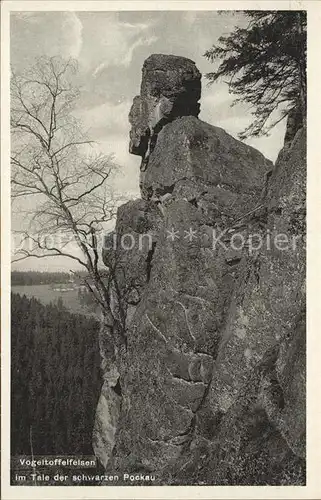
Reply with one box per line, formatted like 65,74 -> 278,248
204,11 -> 307,139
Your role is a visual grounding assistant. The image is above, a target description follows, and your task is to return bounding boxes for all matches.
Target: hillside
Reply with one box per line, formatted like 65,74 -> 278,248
11,293 -> 101,456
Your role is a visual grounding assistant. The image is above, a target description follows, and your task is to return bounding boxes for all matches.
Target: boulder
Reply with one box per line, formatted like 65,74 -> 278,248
129,54 -> 201,165
140,115 -> 272,205
95,54 -> 306,486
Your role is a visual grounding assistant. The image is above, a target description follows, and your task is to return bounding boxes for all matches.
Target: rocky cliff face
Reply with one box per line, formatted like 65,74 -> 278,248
94,54 -> 306,485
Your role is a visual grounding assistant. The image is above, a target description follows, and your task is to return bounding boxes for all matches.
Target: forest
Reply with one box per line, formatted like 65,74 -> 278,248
11,293 -> 102,458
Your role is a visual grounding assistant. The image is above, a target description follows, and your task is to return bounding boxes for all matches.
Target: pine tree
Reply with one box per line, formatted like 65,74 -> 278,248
11,293 -> 101,455
204,11 -> 307,139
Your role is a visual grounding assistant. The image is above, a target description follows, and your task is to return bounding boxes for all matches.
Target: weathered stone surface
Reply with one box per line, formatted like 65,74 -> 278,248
102,199 -> 162,328
141,54 -> 201,102
283,100 -> 304,147
128,96 -> 150,157
95,54 -> 306,485
141,116 -> 272,202
198,128 -> 306,484
129,54 -> 201,165
92,380 -> 121,469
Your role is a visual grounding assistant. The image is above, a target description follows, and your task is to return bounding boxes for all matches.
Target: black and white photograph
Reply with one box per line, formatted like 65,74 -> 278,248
1,1 -> 320,498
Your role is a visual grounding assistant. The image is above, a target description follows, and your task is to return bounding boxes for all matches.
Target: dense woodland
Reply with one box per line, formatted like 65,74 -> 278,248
11,293 -> 102,456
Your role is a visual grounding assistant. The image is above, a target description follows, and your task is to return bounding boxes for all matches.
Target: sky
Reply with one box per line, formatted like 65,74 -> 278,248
10,10 -> 286,271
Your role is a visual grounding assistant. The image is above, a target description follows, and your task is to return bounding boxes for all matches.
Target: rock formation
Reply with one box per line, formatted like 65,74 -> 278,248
94,54 -> 306,485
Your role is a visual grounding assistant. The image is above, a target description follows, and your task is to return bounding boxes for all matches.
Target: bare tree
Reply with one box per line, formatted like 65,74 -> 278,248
11,56 -> 125,357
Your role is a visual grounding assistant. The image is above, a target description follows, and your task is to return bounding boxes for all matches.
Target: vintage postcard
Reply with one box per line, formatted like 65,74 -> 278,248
1,1 -> 321,499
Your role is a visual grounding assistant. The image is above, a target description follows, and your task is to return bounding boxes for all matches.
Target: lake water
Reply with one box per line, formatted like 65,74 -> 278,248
11,284 -> 100,318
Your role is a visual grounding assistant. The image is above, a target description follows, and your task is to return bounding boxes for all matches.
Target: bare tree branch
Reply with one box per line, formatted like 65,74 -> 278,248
11,55 -> 125,343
